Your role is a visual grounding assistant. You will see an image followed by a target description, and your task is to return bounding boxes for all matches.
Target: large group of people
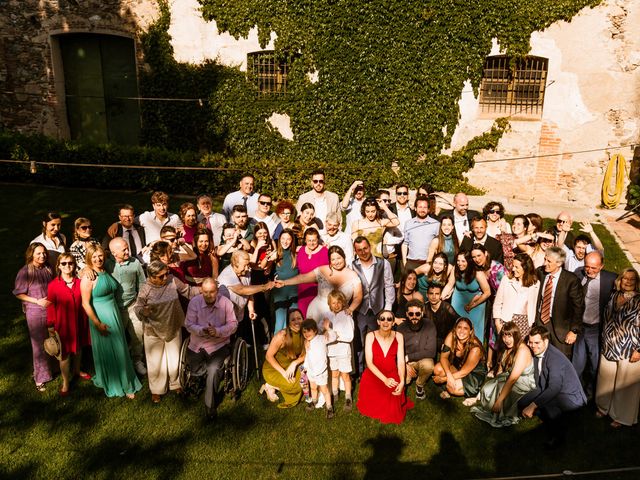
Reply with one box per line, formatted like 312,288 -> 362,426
13,170 -> 640,443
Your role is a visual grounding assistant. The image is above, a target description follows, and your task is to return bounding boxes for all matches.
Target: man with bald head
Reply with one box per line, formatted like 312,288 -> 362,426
440,192 -> 479,242
572,251 -> 617,400
185,278 -> 238,420
106,237 -> 147,375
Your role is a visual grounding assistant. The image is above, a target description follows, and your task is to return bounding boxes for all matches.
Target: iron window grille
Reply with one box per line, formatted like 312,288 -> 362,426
479,55 -> 548,117
247,50 -> 288,97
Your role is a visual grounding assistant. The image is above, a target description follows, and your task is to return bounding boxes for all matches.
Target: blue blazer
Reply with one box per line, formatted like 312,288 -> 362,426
524,344 -> 586,412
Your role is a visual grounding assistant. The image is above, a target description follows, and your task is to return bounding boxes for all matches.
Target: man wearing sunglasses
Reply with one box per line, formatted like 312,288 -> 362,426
397,300 -> 437,400
253,193 -> 280,236
296,169 -> 340,233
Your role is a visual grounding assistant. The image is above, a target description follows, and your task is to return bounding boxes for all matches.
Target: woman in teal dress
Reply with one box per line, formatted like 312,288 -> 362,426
469,322 -> 535,427
272,229 -> 299,334
81,244 -> 141,398
444,251 -> 491,341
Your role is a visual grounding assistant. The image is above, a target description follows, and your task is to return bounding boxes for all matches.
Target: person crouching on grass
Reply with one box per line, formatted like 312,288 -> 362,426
322,290 -> 355,411
302,319 -> 336,419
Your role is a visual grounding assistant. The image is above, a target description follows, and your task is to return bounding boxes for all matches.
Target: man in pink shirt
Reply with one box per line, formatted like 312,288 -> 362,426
185,278 -> 238,420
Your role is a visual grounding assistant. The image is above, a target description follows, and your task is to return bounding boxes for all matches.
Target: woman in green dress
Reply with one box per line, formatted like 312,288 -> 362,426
469,321 -> 535,427
260,308 -> 306,408
81,244 -> 141,398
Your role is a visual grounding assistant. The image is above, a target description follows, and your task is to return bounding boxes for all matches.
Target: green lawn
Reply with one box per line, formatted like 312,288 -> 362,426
1,183 -> 637,479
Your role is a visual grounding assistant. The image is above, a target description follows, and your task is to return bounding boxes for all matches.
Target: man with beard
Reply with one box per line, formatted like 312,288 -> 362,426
397,299 -> 437,400
563,222 -> 604,272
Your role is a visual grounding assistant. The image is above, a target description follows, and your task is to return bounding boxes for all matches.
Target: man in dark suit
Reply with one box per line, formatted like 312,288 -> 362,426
535,246 -> 584,358
460,217 -> 504,265
519,326 -> 587,447
439,192 -> 480,243
102,204 -> 146,261
572,251 -> 617,400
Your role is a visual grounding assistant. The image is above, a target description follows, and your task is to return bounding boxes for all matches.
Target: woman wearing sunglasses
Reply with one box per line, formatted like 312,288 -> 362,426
356,310 -> 414,424
46,253 -> 91,396
134,260 -> 200,403
81,243 -> 141,398
69,217 -> 100,269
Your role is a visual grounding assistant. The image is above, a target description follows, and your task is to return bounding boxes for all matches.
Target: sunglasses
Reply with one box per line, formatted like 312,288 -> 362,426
557,219 -> 569,224
380,199 -> 391,203
162,237 -> 177,242
281,211 -> 292,215
406,312 -> 422,317
489,209 -> 501,214
259,201 -> 272,206
396,191 -> 408,196
79,225 -> 92,230
59,261 -> 75,266
378,316 -> 394,322
312,179 -> 325,184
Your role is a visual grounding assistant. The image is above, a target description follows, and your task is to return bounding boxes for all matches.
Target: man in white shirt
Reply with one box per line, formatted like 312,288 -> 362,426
222,174 -> 260,220
341,180 -> 365,237
321,213 -> 354,265
252,193 -> 280,236
136,191 -> 182,244
196,194 -> 226,247
296,169 -> 340,232
563,222 -> 604,272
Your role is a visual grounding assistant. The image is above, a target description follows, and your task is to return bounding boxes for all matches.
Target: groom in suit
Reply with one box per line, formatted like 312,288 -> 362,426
535,246 -> 585,358
518,326 -> 587,447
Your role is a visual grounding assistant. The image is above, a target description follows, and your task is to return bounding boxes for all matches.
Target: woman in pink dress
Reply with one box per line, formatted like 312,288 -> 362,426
295,228 -> 328,317
357,310 -> 414,424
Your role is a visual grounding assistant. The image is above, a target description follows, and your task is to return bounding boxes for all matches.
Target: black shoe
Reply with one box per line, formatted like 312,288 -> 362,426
206,405 -> 218,421
416,385 -> 426,400
343,398 -> 353,412
306,402 -> 315,412
326,407 -> 335,419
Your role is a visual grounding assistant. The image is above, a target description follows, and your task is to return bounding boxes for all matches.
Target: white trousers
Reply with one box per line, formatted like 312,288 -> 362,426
145,332 -> 182,395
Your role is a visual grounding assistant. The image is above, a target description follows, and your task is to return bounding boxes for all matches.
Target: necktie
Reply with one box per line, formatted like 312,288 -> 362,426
125,229 -> 137,257
242,196 -> 248,210
540,274 -> 554,324
583,276 -> 592,299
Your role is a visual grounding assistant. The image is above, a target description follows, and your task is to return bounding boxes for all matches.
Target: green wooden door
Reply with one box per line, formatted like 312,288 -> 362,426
59,34 -> 140,145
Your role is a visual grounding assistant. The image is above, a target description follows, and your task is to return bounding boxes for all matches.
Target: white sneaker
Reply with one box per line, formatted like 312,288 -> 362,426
134,361 -> 147,376
316,392 -> 326,409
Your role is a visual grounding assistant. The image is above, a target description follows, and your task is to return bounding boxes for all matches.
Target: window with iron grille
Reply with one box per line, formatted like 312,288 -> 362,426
247,50 -> 288,97
479,55 -> 548,117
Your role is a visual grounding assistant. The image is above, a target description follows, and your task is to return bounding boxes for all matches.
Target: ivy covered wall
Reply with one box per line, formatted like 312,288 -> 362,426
196,0 -> 601,192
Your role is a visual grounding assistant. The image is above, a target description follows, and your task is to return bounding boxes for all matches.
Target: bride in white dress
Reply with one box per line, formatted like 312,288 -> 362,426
276,246 -> 362,326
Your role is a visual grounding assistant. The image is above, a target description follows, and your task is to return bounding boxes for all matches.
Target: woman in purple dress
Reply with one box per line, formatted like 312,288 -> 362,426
13,243 -> 54,391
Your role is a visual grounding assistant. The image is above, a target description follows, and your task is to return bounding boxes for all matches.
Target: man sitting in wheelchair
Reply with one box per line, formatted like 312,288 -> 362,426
184,278 -> 238,420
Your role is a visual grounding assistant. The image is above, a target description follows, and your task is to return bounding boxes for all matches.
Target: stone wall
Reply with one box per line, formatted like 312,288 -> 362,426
456,0 -> 640,208
0,0 -> 158,139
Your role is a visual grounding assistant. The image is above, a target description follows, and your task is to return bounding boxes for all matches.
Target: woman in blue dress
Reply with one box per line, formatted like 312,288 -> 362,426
81,244 -> 141,398
272,229 -> 299,334
444,251 -> 491,342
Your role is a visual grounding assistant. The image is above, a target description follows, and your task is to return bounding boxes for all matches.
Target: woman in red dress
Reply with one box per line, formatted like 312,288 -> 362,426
357,310 -> 414,424
46,253 -> 91,395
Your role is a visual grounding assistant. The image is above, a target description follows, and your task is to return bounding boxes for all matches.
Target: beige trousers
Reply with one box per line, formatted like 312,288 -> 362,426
596,355 -> 640,426
406,358 -> 435,387
145,332 -> 182,395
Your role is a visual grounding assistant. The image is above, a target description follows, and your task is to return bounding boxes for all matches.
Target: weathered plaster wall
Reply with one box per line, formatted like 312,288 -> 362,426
455,0 -> 640,207
0,0 -> 158,138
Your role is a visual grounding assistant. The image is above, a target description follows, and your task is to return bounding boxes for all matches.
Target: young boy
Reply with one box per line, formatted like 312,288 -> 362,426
302,319 -> 335,419
322,290 -> 355,411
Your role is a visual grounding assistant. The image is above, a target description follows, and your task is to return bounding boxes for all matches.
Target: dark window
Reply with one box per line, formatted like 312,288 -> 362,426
58,33 -> 140,145
479,56 -> 548,117
247,50 -> 288,97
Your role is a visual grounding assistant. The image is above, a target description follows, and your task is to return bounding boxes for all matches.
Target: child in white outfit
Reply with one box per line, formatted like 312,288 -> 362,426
322,290 -> 355,411
302,318 -> 336,419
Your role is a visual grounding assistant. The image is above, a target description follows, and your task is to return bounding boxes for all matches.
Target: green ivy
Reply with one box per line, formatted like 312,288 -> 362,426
198,0 -> 601,192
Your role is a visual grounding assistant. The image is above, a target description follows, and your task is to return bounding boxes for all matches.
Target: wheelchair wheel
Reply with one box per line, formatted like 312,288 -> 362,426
178,336 -> 191,389
232,337 -> 249,392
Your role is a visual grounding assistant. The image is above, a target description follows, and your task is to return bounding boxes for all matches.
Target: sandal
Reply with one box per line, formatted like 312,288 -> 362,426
35,383 -> 46,392
259,383 -> 279,402
595,409 -> 607,418
439,391 -> 451,399
610,421 -> 623,428
126,393 -> 135,400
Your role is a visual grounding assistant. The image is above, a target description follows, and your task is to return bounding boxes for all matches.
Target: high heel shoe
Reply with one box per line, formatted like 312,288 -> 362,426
259,383 -> 279,402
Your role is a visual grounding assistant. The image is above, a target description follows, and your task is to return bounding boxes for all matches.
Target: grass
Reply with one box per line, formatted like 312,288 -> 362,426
0,182 -> 637,479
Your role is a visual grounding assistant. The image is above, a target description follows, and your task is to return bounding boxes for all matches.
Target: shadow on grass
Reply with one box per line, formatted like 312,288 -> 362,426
361,431 -> 485,480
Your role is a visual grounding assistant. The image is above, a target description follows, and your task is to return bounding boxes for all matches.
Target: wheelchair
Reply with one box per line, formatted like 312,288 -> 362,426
178,335 -> 250,400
